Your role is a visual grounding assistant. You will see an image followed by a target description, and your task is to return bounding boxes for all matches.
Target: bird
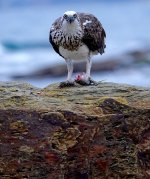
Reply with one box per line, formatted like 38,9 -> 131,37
49,10 -> 106,87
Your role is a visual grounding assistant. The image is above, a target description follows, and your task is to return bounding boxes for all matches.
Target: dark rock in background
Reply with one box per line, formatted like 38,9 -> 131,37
0,81 -> 150,178
12,49 -> 150,80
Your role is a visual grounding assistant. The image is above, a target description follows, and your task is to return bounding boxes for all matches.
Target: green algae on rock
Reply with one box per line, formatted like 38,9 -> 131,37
0,81 -> 150,178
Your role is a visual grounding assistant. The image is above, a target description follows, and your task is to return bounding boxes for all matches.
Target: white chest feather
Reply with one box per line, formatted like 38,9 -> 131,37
59,44 -> 89,61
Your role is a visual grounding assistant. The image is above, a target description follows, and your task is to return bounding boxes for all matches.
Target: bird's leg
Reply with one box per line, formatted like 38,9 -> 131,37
85,58 -> 97,85
59,59 -> 75,88
85,57 -> 92,81
66,59 -> 74,82
75,57 -> 97,85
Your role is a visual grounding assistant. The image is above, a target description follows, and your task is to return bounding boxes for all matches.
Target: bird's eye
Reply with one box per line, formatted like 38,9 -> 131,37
73,14 -> 77,18
64,14 -> 67,19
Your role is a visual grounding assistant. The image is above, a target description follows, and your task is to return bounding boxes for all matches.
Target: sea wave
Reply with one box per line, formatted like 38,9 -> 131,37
2,41 -> 50,51
0,44 -> 64,79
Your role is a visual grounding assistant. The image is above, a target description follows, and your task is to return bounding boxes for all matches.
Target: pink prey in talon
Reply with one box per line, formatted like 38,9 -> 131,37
75,73 -> 86,81
75,73 -> 97,85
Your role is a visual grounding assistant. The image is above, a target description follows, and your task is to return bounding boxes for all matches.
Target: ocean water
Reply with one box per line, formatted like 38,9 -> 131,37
0,0 -> 150,87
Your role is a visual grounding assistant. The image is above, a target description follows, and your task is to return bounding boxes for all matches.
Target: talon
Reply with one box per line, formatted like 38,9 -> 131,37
75,79 -> 90,85
89,78 -> 98,85
59,81 -> 75,88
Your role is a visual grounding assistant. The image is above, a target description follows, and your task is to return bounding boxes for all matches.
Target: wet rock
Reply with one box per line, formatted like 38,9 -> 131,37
12,60 -> 120,79
0,81 -> 150,178
12,49 -> 150,80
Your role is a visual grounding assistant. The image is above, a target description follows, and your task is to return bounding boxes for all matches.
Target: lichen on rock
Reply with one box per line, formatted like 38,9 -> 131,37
0,81 -> 150,178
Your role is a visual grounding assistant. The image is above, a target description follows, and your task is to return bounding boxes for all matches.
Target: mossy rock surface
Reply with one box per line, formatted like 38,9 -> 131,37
0,81 -> 150,178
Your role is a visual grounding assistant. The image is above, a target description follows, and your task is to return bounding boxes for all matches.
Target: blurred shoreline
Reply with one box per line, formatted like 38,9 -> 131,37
11,48 -> 150,88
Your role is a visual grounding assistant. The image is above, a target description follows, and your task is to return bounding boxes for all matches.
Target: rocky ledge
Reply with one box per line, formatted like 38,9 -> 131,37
0,81 -> 150,178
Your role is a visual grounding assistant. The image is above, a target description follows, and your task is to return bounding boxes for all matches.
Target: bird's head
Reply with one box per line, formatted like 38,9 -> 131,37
63,11 -> 78,24
61,11 -> 82,34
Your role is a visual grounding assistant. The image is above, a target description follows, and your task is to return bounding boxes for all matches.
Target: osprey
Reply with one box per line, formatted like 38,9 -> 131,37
49,11 -> 106,87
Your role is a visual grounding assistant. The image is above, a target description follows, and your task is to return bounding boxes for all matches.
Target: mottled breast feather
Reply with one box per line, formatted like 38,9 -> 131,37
78,13 -> 106,55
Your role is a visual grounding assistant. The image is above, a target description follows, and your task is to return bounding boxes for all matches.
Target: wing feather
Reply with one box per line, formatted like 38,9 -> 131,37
78,13 -> 106,55
49,17 -> 64,58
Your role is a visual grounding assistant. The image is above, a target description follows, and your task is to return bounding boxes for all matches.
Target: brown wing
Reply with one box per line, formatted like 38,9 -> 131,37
49,17 -> 64,58
78,13 -> 106,55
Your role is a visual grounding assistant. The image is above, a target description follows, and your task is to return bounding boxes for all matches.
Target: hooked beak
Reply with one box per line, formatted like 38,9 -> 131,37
67,16 -> 74,24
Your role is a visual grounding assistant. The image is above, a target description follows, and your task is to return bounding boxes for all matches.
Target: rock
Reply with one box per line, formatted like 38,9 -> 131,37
12,60 -> 120,79
12,49 -> 150,80
0,81 -> 150,178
